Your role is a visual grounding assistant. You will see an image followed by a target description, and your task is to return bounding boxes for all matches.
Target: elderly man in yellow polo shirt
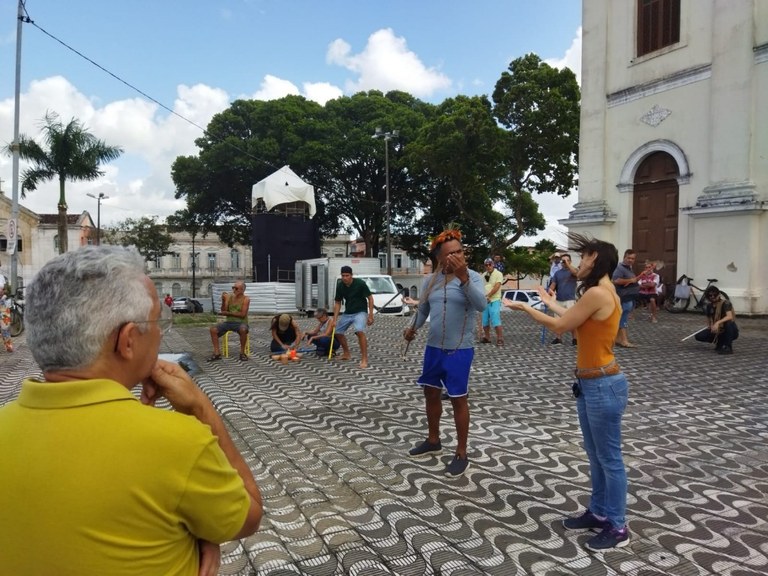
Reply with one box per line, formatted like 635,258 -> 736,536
0,246 -> 263,576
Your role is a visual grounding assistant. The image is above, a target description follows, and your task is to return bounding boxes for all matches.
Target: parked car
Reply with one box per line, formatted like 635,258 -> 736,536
501,289 -> 546,311
171,297 -> 203,313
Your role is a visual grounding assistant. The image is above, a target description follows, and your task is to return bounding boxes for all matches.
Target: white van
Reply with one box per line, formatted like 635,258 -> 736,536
356,274 -> 408,315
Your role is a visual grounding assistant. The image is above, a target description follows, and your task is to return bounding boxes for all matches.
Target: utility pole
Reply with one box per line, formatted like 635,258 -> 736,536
87,192 -> 108,245
9,0 -> 25,293
372,127 -> 398,276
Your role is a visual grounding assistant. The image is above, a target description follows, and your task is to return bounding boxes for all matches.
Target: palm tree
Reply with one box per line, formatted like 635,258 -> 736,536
15,111 -> 123,254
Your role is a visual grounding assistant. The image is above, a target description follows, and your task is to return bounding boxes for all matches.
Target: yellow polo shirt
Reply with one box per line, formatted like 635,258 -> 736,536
484,268 -> 504,302
0,378 -> 250,576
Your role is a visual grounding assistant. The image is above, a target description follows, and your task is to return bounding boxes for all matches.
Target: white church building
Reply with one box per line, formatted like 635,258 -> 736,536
565,0 -> 767,314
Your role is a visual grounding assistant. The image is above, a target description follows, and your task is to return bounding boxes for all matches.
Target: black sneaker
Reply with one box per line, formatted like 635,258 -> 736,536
445,455 -> 470,477
551,337 -> 562,345
572,339 -> 577,346
717,346 -> 733,355
585,525 -> 630,551
408,440 -> 442,458
562,510 -> 609,531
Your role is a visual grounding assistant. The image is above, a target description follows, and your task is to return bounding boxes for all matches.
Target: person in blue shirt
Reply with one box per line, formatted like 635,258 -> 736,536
548,253 -> 578,345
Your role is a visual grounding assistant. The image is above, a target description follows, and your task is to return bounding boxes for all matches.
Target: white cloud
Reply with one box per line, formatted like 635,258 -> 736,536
327,28 -> 451,97
0,77 -> 227,225
250,74 -> 300,101
545,27 -> 582,85
0,26 -> 582,239
303,82 -> 344,105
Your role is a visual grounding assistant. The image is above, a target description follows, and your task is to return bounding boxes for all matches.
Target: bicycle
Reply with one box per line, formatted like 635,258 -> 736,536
6,289 -> 24,337
664,275 -> 728,314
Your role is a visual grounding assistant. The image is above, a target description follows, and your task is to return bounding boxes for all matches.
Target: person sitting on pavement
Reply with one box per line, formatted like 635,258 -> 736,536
637,261 -> 662,323
303,308 -> 340,357
270,313 -> 302,353
548,252 -> 578,345
209,281 -> 250,361
0,245 -> 263,575
695,285 -> 739,355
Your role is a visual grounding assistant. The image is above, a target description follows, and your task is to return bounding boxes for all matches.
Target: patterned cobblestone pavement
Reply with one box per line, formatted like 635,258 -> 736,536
1,309 -> 766,575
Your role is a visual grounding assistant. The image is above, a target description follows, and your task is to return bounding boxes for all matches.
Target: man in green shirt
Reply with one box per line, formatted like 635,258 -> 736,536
333,266 -> 375,368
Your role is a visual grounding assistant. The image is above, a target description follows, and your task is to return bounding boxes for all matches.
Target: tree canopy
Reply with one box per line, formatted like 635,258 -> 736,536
102,216 -> 173,262
170,54 -> 580,263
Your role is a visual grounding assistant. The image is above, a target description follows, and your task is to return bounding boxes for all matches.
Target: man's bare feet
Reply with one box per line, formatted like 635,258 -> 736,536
340,354 -> 351,361
359,360 -> 368,369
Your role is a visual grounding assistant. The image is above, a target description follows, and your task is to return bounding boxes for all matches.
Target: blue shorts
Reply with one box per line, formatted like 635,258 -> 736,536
482,300 -> 501,327
417,346 -> 474,397
619,300 -> 634,328
336,312 -> 368,334
215,321 -> 249,338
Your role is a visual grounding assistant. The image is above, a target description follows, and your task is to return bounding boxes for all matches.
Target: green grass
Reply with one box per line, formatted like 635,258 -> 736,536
172,312 -> 217,326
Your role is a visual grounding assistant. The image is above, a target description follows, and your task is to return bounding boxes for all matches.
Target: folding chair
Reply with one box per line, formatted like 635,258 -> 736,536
222,331 -> 251,358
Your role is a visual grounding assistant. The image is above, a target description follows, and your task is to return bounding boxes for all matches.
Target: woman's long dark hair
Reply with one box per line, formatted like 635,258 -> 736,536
568,232 -> 619,297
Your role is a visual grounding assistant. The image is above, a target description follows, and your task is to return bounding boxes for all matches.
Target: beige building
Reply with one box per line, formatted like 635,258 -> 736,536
566,0 -> 767,314
147,232 -> 252,301
1,191 -> 96,289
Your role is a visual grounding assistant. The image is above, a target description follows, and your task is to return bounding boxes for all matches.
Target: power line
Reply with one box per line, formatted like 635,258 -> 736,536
19,6 -> 293,180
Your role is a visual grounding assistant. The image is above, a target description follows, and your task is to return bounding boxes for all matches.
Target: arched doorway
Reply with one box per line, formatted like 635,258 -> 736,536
632,151 -> 680,292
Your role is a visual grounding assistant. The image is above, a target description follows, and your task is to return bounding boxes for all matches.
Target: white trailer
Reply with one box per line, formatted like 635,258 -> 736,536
295,257 -> 407,316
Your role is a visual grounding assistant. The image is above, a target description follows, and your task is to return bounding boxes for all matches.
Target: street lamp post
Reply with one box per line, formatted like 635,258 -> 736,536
191,232 -> 198,299
86,192 -> 109,245
372,127 -> 398,276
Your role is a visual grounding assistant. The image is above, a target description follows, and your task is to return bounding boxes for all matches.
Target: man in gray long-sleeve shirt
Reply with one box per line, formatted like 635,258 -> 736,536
403,229 -> 486,478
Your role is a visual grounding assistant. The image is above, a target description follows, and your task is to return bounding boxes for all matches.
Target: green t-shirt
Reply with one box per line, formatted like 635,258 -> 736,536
335,278 -> 372,314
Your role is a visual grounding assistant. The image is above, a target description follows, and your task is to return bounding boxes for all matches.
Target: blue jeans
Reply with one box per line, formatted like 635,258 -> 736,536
313,336 -> 340,354
575,373 -> 629,529
619,300 -> 634,328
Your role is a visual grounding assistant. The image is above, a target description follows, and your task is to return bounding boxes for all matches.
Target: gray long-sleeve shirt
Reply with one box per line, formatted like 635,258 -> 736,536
414,270 -> 486,350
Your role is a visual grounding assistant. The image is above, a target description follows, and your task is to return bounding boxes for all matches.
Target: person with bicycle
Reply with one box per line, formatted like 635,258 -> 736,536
694,286 -> 739,355
0,282 -> 12,353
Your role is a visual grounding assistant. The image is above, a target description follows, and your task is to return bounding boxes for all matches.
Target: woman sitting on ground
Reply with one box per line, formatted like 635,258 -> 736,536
270,313 -> 302,353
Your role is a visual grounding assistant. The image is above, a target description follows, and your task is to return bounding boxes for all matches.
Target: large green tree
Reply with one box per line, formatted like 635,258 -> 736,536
102,216 -> 173,262
492,54 -> 581,248
403,95 -> 512,264
302,90 -> 432,257
171,95 -> 327,247
14,111 -> 123,254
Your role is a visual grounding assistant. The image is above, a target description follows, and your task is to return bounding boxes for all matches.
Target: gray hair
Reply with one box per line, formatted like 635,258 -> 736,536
26,245 -> 154,372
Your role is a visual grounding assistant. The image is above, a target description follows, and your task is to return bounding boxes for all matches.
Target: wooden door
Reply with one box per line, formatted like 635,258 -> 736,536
632,152 -> 680,293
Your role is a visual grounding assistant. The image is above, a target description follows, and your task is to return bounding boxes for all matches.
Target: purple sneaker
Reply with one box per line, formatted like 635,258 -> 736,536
585,525 -> 630,551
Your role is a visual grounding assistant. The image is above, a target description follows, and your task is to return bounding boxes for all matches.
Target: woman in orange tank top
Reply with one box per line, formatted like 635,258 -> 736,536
503,233 -> 630,551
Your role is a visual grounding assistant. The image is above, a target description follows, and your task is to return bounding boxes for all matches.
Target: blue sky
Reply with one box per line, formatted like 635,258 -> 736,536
0,0 -> 582,243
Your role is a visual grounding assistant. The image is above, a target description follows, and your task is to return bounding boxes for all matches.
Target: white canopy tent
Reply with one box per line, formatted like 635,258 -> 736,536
251,165 -> 316,218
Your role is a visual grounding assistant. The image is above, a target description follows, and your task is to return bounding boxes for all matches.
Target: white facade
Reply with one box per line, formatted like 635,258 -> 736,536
566,0 -> 767,314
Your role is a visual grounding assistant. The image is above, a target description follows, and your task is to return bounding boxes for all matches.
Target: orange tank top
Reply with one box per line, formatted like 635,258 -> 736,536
575,299 -> 620,369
